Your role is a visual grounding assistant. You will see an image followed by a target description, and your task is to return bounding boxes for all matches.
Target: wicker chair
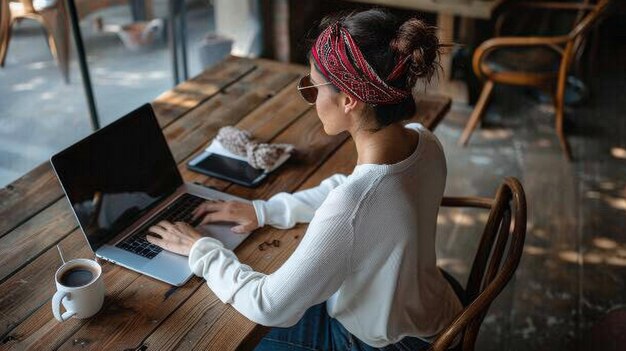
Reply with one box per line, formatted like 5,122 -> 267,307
429,177 -> 527,351
458,0 -> 611,160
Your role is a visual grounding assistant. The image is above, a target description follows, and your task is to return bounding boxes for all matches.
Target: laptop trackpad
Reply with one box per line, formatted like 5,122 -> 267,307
196,223 -> 250,251
98,245 -> 192,284
142,251 -> 192,283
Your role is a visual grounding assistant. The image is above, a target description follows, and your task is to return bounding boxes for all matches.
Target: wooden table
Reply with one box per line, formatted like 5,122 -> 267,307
0,57 -> 450,350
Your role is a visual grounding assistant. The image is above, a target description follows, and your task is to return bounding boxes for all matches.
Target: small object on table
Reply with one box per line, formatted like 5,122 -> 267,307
258,239 -> 281,251
56,245 -> 66,264
216,126 -> 295,172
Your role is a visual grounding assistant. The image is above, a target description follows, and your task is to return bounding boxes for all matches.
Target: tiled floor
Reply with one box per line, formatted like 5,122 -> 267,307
1,6 -> 625,350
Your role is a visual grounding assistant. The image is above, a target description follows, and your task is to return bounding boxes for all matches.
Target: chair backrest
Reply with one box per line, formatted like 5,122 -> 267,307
17,0 -> 36,13
429,177 -> 527,351
1,1 -> 8,19
495,0 -> 610,39
1,0 -> 10,39
555,0 -> 610,84
569,0 -> 610,39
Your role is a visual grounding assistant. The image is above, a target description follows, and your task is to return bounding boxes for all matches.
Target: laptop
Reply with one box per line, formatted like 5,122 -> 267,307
50,103 -> 252,286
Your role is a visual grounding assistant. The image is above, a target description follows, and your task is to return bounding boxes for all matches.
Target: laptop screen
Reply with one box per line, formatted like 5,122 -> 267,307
51,104 -> 183,249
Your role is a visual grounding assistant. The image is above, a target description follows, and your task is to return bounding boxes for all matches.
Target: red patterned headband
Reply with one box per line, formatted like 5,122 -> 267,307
311,22 -> 411,105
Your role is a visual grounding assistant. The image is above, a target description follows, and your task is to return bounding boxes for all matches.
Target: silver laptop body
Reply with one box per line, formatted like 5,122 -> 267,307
50,103 -> 251,286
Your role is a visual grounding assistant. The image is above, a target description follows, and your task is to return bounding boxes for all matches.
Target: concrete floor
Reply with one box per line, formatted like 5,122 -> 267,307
1,5 -> 626,350
0,1 -> 216,187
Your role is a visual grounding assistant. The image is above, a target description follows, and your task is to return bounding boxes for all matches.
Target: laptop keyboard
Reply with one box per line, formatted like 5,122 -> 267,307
116,193 -> 207,259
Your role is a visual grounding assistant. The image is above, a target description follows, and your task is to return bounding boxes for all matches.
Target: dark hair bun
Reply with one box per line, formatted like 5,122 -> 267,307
391,18 -> 440,86
307,9 -> 442,128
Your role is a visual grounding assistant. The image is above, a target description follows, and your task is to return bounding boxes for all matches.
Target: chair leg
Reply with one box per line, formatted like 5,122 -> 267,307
554,75 -> 572,161
0,32 -> 9,67
40,7 -> 70,83
458,80 -> 495,146
0,7 -> 12,67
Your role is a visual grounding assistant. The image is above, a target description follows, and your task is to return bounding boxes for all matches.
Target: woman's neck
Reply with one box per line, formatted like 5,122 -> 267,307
351,123 -> 419,166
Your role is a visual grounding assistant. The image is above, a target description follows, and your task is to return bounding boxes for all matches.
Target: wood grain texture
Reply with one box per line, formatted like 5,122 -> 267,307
179,79 -> 312,186
0,198 -> 76,283
153,56 -> 256,128
55,275 -> 205,350
252,57 -> 312,75
0,229 -> 92,339
0,162 -> 63,239
1,259 -> 139,350
164,68 -> 298,164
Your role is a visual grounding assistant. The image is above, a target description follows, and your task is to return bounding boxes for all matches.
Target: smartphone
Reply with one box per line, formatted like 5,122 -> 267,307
187,152 -> 267,187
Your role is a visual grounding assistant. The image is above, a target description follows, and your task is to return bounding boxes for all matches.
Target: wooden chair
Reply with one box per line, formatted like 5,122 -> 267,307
458,0 -> 611,160
0,0 -> 70,82
429,177 -> 527,351
0,0 -> 11,67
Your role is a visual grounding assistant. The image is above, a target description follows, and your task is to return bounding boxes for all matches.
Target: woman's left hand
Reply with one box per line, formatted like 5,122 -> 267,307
146,221 -> 203,256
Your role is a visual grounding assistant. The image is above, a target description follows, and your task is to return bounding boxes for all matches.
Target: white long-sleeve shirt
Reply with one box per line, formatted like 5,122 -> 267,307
188,123 -> 463,347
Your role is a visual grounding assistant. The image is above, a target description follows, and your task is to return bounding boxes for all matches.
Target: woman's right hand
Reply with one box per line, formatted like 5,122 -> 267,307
192,200 -> 260,234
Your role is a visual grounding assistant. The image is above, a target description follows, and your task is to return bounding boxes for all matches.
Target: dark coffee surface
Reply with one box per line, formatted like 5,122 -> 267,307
60,268 -> 95,287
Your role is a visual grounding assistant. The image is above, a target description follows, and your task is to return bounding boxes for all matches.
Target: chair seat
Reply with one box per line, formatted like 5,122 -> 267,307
483,46 -> 562,74
9,0 -> 56,15
33,0 -> 57,10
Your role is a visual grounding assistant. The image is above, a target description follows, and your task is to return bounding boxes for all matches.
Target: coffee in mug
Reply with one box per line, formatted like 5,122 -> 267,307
59,266 -> 96,287
52,258 -> 105,322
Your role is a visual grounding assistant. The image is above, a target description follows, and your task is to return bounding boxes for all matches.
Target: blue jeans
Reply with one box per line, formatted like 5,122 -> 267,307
254,302 -> 431,351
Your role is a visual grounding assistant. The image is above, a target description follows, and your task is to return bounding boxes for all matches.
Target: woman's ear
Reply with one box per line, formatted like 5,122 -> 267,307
343,94 -> 359,114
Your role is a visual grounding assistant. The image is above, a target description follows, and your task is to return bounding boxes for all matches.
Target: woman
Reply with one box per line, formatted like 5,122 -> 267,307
147,9 -> 463,350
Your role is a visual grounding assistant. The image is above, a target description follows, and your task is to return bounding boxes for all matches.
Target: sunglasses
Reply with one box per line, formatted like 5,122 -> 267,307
297,74 -> 332,105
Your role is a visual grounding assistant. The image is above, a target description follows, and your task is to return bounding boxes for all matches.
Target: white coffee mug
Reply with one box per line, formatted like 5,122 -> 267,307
51,258 -> 105,322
